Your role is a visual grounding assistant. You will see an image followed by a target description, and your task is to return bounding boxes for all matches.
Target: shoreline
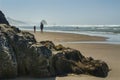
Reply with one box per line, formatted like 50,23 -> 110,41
29,31 -> 120,45
24,30 -> 120,45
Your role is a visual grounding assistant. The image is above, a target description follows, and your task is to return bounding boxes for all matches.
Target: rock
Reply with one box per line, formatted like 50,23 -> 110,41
87,61 -> 109,77
64,48 -> 85,62
40,41 -> 56,50
52,49 -> 86,75
0,11 -> 9,25
55,44 -> 66,51
52,50 -> 85,75
30,43 -> 52,58
40,41 -> 67,51
52,49 -> 110,77
0,31 -> 17,78
0,24 -> 55,78
29,43 -> 56,77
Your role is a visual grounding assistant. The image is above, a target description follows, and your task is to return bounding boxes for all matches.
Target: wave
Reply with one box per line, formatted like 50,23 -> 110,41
45,25 -> 120,27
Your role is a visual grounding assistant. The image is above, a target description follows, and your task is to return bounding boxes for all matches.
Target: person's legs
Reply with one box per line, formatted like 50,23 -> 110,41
41,28 -> 43,33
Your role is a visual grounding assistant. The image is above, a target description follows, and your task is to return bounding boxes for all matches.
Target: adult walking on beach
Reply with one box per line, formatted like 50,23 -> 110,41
34,25 -> 36,33
40,22 -> 44,33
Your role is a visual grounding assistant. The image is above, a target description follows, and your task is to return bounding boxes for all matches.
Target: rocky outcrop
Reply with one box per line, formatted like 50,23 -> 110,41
0,24 -> 110,79
52,49 -> 109,77
0,24 -> 53,78
0,11 -> 9,25
0,29 -> 17,78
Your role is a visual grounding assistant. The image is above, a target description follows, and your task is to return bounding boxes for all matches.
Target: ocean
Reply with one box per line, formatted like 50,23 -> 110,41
18,25 -> 120,44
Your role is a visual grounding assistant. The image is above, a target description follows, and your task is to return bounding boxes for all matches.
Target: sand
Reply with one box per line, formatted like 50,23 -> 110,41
30,31 -> 106,43
12,31 -> 120,80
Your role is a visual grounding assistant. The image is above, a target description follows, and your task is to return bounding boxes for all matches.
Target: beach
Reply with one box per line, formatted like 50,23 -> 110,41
1,0 -> 120,79
19,31 -> 120,80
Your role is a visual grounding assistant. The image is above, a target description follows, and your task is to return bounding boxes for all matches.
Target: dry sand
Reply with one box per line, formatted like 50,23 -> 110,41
12,31 -> 120,80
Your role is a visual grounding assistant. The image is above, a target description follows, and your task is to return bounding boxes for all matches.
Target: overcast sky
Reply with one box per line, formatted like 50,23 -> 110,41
0,0 -> 120,25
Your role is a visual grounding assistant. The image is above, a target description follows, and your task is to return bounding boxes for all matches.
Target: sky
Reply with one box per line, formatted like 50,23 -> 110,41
0,0 -> 120,25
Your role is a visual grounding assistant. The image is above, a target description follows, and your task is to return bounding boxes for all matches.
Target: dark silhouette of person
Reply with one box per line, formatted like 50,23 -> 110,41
34,25 -> 36,33
40,22 -> 44,33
